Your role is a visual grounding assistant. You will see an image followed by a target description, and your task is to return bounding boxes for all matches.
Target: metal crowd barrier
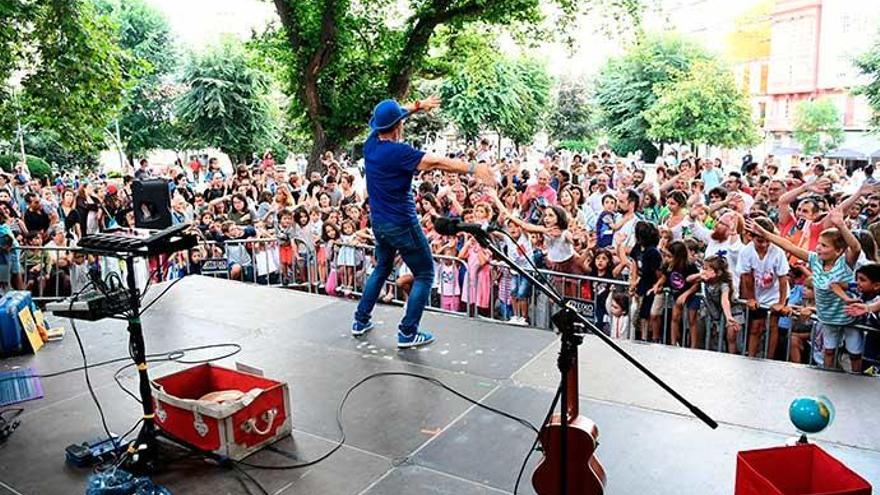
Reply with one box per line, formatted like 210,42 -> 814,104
13,240 -> 879,373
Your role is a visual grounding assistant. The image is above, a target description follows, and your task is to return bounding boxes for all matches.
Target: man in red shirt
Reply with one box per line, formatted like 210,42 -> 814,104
521,169 -> 557,210
778,178 -> 878,260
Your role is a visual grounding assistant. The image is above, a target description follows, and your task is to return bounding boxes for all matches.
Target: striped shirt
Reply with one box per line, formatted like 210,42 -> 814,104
808,252 -> 854,325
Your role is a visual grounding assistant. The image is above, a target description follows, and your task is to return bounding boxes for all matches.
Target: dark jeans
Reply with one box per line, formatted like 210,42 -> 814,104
355,220 -> 435,335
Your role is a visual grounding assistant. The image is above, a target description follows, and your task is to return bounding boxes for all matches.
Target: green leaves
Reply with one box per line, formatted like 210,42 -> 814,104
440,57 -> 551,144
645,59 -> 759,148
262,0 -> 638,166
0,0 -> 128,167
97,0 -> 179,159
855,33 -> 880,128
594,33 -> 710,159
176,38 -> 281,163
548,77 -> 596,142
792,98 -> 844,156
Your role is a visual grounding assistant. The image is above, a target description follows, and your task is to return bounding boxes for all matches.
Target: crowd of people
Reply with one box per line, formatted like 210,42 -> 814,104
2,142 -> 880,373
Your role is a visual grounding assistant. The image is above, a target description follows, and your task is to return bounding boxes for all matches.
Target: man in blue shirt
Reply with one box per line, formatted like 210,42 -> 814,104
352,97 -> 494,348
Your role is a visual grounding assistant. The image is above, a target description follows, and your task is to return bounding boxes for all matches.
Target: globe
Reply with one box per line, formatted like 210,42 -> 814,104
789,396 -> 835,434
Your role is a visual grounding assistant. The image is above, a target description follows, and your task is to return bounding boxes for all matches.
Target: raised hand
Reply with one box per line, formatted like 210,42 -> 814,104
809,177 -> 832,194
420,95 -> 441,112
826,208 -> 845,227
474,163 -> 496,186
744,218 -> 767,238
845,302 -> 869,317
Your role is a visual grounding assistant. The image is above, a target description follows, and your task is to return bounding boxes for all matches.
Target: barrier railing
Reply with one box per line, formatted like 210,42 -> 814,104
13,239 -> 879,373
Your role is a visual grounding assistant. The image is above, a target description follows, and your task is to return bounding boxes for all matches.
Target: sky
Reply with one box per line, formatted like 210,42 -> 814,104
145,0 -> 764,79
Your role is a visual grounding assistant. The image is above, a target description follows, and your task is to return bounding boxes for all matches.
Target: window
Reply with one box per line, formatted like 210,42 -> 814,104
760,64 -> 768,94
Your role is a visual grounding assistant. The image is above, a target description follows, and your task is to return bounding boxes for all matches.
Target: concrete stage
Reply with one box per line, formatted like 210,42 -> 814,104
0,276 -> 877,494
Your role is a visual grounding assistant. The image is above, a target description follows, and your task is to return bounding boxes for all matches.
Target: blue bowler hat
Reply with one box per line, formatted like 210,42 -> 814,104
369,99 -> 410,132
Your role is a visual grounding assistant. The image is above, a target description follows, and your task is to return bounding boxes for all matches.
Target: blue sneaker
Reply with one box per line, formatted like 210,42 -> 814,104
397,330 -> 435,349
352,320 -> 374,336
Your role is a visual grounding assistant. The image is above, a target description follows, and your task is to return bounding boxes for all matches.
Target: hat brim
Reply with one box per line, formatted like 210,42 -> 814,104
369,109 -> 410,132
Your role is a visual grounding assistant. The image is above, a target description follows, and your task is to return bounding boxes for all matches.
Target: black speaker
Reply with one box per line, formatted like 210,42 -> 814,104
132,179 -> 171,229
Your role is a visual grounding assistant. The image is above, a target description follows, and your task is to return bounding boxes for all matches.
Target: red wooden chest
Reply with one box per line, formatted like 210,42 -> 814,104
736,444 -> 872,495
150,364 -> 291,460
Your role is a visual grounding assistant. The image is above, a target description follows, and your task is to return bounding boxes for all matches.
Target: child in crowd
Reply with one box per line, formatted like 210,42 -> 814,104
459,233 -> 492,317
276,209 -> 295,285
737,216 -> 790,358
699,255 -> 741,352
506,205 -> 580,296
608,290 -> 631,339
336,219 -> 359,293
596,194 -> 617,248
843,262 -> 880,373
222,222 -> 255,281
188,247 -> 204,276
628,221 -> 663,342
319,222 -> 340,286
663,240 -> 701,347
438,243 -> 461,312
786,276 -> 819,365
747,211 -> 863,371
504,219 -> 533,324
585,248 -> 616,334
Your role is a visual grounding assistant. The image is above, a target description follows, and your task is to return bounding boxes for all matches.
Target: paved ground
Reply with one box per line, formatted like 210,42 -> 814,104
0,276 -> 876,494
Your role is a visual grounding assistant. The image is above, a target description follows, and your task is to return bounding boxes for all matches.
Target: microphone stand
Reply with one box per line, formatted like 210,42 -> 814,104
468,229 -> 717,494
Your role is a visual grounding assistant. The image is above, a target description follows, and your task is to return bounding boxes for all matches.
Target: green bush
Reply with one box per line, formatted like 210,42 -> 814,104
0,154 -> 53,180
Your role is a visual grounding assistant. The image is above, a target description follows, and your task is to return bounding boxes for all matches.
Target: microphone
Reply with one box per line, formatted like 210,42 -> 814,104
433,216 -> 498,238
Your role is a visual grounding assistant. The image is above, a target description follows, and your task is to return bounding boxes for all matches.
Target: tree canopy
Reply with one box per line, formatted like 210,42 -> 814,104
441,56 -> 551,145
96,0 -> 179,161
855,35 -> 880,128
548,77 -> 596,143
645,59 -> 759,148
594,33 -> 709,161
176,39 -> 280,164
792,98 -> 844,156
259,0 -> 638,172
0,0 -> 127,160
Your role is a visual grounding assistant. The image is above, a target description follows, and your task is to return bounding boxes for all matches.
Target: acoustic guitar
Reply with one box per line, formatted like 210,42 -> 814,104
531,344 -> 606,494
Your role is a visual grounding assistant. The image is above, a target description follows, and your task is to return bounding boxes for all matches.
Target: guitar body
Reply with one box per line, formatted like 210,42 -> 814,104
531,414 -> 606,495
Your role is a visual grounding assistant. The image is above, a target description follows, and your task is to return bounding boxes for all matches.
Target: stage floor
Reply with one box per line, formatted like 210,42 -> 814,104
0,276 -> 877,494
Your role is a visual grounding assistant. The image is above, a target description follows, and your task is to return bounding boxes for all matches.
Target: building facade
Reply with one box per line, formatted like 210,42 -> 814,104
764,0 -> 880,154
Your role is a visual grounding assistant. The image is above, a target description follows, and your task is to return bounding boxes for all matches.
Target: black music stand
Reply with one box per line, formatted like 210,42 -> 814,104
466,230 -> 718,494
77,226 -> 196,473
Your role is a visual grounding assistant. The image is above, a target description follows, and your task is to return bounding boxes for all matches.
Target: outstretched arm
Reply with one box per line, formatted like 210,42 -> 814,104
827,210 -> 861,268
819,181 -> 880,229
745,218 -> 809,262
778,178 -> 829,226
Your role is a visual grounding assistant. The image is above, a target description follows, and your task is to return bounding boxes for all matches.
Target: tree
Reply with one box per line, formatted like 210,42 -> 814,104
645,59 -> 759,148
855,34 -> 880,128
594,33 -> 709,161
0,0 -> 127,162
792,98 -> 844,156
548,77 -> 595,142
261,0 -> 639,173
441,57 -> 551,145
95,0 -> 179,162
176,39 -> 279,164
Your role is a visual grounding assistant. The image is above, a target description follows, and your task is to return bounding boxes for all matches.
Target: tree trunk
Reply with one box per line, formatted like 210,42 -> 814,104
307,130 -> 329,177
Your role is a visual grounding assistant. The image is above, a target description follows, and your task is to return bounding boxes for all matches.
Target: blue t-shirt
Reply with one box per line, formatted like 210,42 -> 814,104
363,131 -> 425,224
596,211 -> 615,248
